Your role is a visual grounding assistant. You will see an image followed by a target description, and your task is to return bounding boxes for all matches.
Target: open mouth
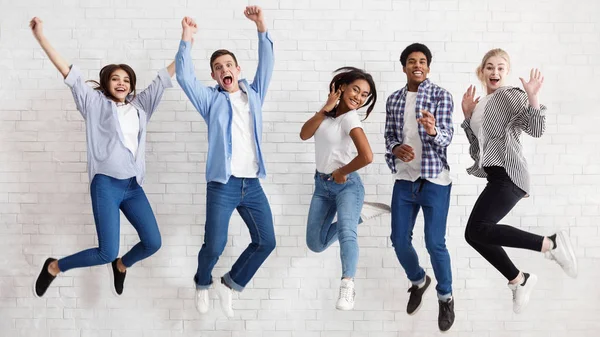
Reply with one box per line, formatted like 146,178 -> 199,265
489,78 -> 500,85
349,98 -> 360,107
413,71 -> 423,77
115,87 -> 127,94
222,75 -> 233,86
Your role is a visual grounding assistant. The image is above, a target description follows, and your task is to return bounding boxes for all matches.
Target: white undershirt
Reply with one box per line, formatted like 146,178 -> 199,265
229,90 -> 259,178
116,103 -> 140,157
395,91 -> 451,185
470,94 -> 492,168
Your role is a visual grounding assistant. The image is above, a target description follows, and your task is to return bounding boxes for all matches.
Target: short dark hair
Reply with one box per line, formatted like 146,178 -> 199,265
400,43 -> 432,67
328,67 -> 377,119
88,64 -> 137,102
210,49 -> 238,72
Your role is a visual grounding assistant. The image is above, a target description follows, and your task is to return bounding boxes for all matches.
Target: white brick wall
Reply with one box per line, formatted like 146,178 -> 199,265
1,0 -> 599,336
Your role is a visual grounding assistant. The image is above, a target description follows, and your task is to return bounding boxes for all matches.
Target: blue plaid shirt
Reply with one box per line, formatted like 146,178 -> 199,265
384,78 -> 454,178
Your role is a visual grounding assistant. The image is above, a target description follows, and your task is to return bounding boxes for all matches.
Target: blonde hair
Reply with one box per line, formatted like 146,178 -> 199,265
476,48 -> 511,86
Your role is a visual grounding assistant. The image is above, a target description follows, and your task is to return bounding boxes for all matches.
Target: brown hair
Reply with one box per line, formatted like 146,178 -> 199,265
476,49 -> 511,86
210,49 -> 239,72
327,67 -> 377,120
87,64 -> 137,102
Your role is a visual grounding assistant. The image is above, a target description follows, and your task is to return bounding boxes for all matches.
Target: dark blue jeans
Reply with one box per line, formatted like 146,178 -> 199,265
391,179 -> 453,297
58,174 -> 162,272
195,177 -> 276,291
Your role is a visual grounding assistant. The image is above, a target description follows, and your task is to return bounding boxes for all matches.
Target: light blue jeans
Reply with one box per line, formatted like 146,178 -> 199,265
306,171 -> 365,278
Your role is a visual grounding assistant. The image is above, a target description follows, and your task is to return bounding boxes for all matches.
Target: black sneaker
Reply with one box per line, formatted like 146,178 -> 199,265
109,259 -> 126,296
438,297 -> 455,332
34,258 -> 57,298
406,274 -> 431,315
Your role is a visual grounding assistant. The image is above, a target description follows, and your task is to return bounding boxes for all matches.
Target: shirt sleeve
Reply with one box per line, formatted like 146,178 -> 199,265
64,65 -> 102,119
341,111 -> 363,135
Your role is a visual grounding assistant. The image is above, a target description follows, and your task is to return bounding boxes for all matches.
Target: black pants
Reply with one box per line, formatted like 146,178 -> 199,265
464,166 -> 544,280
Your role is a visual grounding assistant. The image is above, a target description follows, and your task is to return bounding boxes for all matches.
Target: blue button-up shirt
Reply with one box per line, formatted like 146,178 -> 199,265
384,79 -> 454,178
176,31 -> 274,184
65,65 -> 173,185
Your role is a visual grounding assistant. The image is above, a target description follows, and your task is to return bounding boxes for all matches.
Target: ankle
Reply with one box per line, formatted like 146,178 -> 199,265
116,258 -> 127,273
48,261 -> 60,277
508,272 -> 523,285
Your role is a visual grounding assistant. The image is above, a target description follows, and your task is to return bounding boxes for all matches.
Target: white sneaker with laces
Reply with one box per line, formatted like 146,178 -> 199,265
214,277 -> 234,318
360,202 -> 391,222
508,273 -> 538,314
336,278 -> 356,310
194,287 -> 209,314
545,230 -> 578,278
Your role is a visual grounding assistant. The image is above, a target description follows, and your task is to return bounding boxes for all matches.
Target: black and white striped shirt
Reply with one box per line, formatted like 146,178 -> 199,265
461,86 -> 547,194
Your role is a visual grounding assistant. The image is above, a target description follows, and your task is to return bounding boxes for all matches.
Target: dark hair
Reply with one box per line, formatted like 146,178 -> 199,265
87,64 -> 137,102
327,67 -> 377,119
400,43 -> 432,67
210,49 -> 239,72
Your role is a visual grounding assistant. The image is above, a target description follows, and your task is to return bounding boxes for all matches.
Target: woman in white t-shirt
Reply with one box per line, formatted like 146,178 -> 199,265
461,48 -> 577,314
300,67 -> 378,310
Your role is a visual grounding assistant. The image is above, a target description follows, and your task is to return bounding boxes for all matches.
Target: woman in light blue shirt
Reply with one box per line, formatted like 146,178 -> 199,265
30,17 -> 175,298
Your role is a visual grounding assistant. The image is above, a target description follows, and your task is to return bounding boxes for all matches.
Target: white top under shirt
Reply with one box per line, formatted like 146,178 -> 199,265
314,110 -> 363,174
469,94 -> 492,169
116,103 -> 140,157
395,92 -> 451,185
229,90 -> 259,178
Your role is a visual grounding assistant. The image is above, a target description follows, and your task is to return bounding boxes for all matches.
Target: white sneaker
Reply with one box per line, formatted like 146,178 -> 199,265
360,202 -> 391,222
194,287 -> 209,314
214,278 -> 234,318
545,230 -> 578,278
508,273 -> 538,314
335,279 -> 356,310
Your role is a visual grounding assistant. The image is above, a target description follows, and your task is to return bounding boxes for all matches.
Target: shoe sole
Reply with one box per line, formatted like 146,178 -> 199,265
32,276 -> 41,299
408,279 -> 431,316
557,230 -> 578,278
361,202 -> 392,221
514,274 -> 538,314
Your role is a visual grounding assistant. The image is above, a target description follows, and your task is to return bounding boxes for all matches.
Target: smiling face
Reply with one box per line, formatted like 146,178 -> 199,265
403,51 -> 430,90
480,55 -> 509,94
107,68 -> 131,103
339,79 -> 371,112
211,54 -> 241,93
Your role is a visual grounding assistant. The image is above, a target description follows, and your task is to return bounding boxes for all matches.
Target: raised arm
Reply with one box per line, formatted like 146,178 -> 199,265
514,69 -> 546,138
300,83 -> 339,140
246,6 -> 274,104
176,17 -> 213,119
30,17 -> 70,78
133,61 -> 174,121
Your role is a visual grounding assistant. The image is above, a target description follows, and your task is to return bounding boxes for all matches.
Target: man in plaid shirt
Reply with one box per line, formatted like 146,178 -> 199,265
384,43 -> 455,332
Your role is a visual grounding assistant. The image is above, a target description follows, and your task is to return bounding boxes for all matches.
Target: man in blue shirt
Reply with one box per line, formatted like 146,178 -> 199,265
175,6 -> 275,318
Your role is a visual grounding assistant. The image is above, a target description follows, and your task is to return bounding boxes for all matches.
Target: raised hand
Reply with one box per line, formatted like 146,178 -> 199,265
29,17 -> 44,41
323,82 -> 341,113
244,6 -> 266,32
181,16 -> 197,32
461,85 -> 480,120
244,6 -> 264,23
519,68 -> 544,98
417,110 -> 437,136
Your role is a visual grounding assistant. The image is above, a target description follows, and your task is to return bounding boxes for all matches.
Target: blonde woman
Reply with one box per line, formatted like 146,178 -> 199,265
461,49 -> 577,313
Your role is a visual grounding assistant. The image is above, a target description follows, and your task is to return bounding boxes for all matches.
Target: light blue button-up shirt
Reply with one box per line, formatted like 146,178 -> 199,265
65,65 -> 173,185
176,31 -> 274,184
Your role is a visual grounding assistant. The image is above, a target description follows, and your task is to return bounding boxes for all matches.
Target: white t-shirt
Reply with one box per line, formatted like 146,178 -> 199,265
395,92 -> 451,185
116,103 -> 140,157
470,94 -> 492,169
314,110 -> 363,174
229,90 -> 259,178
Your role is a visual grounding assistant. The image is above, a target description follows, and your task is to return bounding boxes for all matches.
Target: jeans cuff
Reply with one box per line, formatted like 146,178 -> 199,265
437,292 -> 452,301
223,272 -> 244,292
194,275 -> 212,290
